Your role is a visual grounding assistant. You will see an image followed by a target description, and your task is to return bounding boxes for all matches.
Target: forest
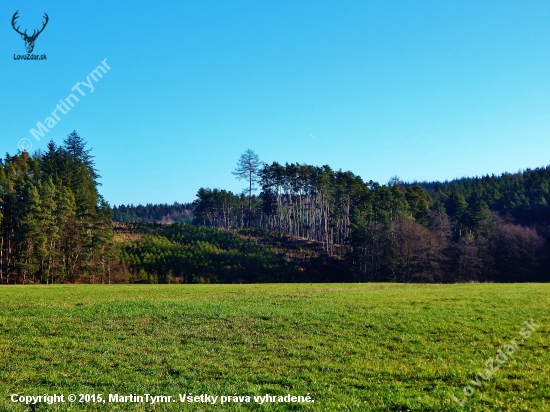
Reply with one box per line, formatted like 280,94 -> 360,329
0,132 -> 113,284
1,140 -> 549,284
192,151 -> 550,283
113,202 -> 194,224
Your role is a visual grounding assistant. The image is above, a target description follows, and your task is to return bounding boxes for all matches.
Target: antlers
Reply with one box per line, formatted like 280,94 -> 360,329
11,11 -> 49,40
33,13 -> 49,39
11,11 -> 25,36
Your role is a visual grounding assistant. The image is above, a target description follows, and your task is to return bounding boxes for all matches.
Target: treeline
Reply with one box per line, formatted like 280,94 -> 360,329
420,168 -> 550,224
3,138 -> 549,284
193,154 -> 550,283
113,203 -> 194,224
0,132 -> 114,284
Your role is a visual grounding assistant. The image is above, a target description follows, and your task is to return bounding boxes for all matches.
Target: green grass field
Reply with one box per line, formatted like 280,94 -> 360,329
0,284 -> 548,411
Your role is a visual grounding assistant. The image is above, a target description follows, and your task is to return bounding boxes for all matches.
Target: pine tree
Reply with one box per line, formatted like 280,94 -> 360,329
233,150 -> 261,226
38,177 -> 58,284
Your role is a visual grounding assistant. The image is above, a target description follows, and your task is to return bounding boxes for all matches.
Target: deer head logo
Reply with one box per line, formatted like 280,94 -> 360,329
11,11 -> 49,54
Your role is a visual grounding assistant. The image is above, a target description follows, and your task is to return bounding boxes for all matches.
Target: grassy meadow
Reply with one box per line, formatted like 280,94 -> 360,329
0,283 -> 548,411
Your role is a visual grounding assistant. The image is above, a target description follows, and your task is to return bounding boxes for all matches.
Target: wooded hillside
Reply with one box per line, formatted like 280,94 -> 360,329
192,153 -> 550,283
2,142 -> 549,284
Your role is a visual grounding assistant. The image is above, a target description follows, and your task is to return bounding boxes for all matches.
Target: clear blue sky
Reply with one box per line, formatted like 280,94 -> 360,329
2,0 -> 550,205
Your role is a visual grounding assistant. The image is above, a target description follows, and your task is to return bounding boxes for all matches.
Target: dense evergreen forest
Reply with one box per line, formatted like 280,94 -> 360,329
0,132 -> 114,284
417,170 -> 550,224
2,141 -> 549,284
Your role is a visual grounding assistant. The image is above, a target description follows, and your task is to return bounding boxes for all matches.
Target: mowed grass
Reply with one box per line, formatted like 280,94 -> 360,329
0,284 -> 548,411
